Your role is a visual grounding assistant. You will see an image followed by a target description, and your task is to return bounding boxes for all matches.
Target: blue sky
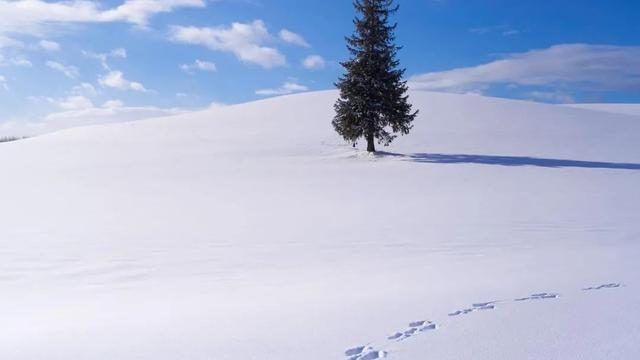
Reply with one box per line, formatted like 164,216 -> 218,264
0,0 -> 639,136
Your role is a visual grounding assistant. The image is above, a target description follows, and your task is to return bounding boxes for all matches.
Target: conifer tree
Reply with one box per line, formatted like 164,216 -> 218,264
333,0 -> 418,153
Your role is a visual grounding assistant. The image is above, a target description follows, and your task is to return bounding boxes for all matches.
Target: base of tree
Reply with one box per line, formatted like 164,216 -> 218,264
366,135 -> 376,153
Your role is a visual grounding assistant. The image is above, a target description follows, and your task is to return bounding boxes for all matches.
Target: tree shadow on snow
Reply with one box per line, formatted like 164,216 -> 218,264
409,153 -> 640,170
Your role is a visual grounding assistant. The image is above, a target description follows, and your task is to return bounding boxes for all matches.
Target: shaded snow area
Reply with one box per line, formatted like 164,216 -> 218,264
1,91 -> 639,359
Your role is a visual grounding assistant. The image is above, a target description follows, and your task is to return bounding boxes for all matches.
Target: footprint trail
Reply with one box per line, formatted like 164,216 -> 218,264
344,282 -> 625,359
449,301 -> 497,317
514,292 -> 560,302
345,345 -> 387,360
583,283 -> 622,291
387,320 -> 438,341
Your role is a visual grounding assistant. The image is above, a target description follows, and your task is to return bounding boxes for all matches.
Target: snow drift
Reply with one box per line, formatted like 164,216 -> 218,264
1,91 -> 639,359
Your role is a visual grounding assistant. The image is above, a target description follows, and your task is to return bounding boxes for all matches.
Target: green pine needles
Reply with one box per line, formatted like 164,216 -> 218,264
333,0 -> 418,153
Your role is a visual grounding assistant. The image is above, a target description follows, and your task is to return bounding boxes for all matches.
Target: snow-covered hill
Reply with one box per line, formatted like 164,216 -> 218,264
1,91 -> 639,360
564,103 -> 640,117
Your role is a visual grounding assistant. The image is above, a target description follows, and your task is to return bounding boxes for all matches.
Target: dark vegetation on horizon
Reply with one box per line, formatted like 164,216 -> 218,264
0,136 -> 27,143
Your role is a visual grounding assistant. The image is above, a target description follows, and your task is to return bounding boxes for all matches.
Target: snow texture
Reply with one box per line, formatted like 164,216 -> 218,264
0,90 -> 639,359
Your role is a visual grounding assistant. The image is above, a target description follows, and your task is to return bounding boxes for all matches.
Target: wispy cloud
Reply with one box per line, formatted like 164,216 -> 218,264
180,59 -> 217,73
0,55 -> 32,67
169,20 -> 286,69
279,29 -> 310,47
409,44 -> 640,94
99,70 -> 147,92
0,102 -> 184,137
527,91 -> 575,104
0,0 -> 205,36
302,55 -> 326,70
38,40 -> 60,51
0,75 -> 8,91
54,95 -> 94,110
28,84 -> 100,109
256,81 -> 308,96
70,82 -> 99,97
0,35 -> 22,48
502,29 -> 521,36
469,24 -> 520,37
83,48 -> 127,70
46,60 -> 78,78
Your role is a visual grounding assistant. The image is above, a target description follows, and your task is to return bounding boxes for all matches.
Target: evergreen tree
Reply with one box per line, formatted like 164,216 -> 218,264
333,0 -> 418,153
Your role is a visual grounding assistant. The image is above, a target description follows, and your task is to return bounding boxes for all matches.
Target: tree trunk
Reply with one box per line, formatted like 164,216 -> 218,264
366,133 -> 376,153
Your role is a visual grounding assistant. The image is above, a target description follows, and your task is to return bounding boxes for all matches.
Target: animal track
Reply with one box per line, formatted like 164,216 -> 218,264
514,292 -> 559,302
344,345 -> 387,360
583,283 -> 621,291
408,320 -> 426,327
449,301 -> 497,316
387,320 -> 438,341
344,282 -> 623,359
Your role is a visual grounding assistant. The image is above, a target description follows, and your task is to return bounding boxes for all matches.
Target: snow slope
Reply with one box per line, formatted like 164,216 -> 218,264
564,103 -> 640,117
1,91 -> 639,360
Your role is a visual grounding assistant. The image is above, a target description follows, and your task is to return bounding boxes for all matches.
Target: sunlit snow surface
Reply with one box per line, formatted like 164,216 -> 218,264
1,91 -> 639,359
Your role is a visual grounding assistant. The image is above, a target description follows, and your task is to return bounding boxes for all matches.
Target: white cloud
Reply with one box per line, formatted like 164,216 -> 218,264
0,35 -> 23,48
469,25 -> 520,37
99,70 -> 147,92
527,91 -> 576,104
99,0 -> 205,28
0,0 -> 205,36
46,60 -> 78,78
208,101 -> 226,109
70,82 -> 98,97
45,105 -> 178,124
56,95 -> 94,110
110,48 -> 127,59
130,83 -> 146,92
170,20 -> 286,69
409,44 -> 640,93
0,55 -> 32,67
0,121 -> 43,137
302,55 -> 326,70
256,81 -> 309,96
279,29 -> 310,47
39,39 -> 60,51
83,51 -> 108,68
83,48 -> 127,70
180,59 -> 217,73
102,99 -> 124,109
0,103 -> 185,137
13,58 -> 32,67
0,75 -> 8,91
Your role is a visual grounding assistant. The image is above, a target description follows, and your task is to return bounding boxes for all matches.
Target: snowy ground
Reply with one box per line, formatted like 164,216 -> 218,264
1,91 -> 639,359
564,103 -> 640,117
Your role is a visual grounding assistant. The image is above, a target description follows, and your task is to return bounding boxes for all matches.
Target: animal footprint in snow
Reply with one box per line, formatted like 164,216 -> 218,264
400,327 -> 418,339
360,351 -> 387,360
409,320 -> 437,331
514,292 -> 559,302
345,346 -> 366,357
583,283 -> 621,291
473,302 -> 497,310
345,346 -> 387,360
448,309 -> 474,316
449,302 -> 497,316
419,323 -> 437,331
387,320 -> 437,341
